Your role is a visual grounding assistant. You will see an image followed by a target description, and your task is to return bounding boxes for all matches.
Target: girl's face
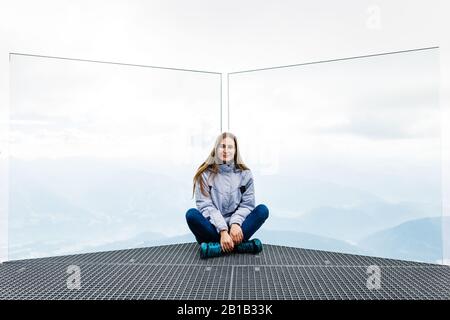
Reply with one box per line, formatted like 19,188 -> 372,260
217,137 -> 236,163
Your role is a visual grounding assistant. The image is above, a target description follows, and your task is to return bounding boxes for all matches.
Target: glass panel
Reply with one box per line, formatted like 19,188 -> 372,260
9,54 -> 221,260
443,84 -> 450,265
229,48 -> 442,264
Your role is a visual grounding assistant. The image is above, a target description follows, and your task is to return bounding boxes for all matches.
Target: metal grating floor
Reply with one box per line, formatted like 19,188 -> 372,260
1,243 -> 449,300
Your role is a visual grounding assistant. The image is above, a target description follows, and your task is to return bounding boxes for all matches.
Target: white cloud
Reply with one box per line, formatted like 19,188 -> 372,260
9,54 -> 221,161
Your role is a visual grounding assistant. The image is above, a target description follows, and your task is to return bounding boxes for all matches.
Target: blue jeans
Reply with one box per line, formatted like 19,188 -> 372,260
185,204 -> 269,244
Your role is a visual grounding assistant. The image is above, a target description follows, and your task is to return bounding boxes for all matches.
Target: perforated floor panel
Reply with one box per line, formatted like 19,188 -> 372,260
1,243 -> 449,300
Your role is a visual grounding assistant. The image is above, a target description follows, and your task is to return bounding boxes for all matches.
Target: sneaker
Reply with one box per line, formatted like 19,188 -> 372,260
235,238 -> 263,254
200,242 -> 222,259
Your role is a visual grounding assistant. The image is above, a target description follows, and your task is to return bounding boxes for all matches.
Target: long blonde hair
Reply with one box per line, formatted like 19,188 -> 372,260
192,132 -> 250,198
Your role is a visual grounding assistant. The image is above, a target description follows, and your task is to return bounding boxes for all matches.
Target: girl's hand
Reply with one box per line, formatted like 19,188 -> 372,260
230,224 -> 244,245
220,230 -> 234,253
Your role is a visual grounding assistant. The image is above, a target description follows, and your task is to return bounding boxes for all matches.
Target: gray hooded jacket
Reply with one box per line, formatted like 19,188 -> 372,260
195,161 -> 255,233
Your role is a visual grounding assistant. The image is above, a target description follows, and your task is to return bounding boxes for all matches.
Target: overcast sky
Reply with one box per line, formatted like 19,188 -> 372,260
9,54 -> 221,166
8,47 -> 441,206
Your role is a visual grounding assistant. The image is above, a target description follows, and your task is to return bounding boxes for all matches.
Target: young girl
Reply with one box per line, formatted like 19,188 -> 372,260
186,132 -> 269,259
